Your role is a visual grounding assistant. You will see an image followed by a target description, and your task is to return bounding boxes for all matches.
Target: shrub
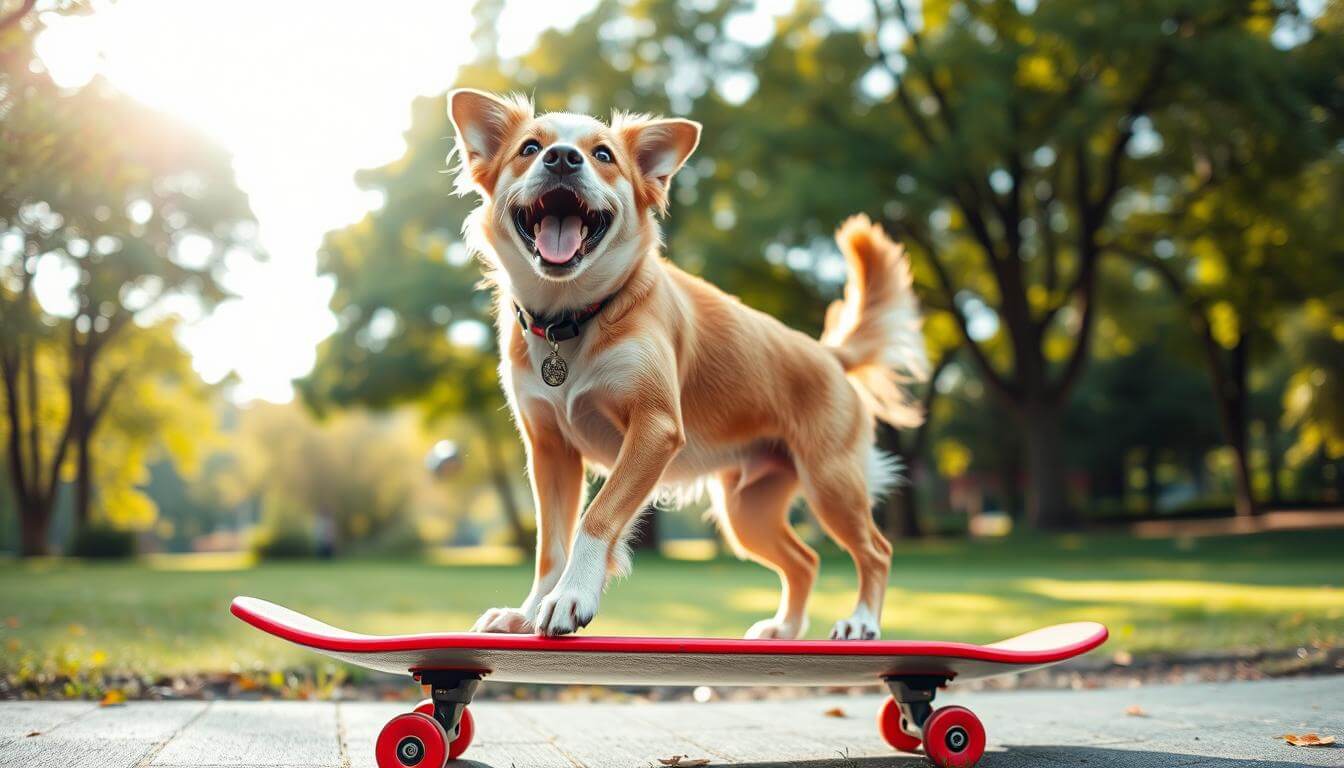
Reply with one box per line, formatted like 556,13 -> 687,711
252,527 -> 317,560
69,524 -> 136,559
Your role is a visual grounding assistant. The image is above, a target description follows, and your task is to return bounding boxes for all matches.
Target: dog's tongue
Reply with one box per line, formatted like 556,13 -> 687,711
536,215 -> 583,265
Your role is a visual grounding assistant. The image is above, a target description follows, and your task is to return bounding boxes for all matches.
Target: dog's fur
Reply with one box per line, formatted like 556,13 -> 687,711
449,89 -> 927,640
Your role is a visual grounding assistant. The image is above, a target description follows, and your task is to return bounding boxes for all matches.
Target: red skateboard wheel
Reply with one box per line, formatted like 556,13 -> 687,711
376,712 -> 448,768
410,699 -> 474,760
876,696 -> 922,752
922,705 -> 986,768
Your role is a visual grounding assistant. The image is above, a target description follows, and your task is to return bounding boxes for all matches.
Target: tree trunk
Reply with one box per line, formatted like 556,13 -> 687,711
877,424 -> 922,541
18,505 -> 51,557
1225,422 -> 1256,518
1022,403 -> 1073,530
73,420 -> 92,529
887,476 -> 923,540
478,417 -> 532,553
1144,446 -> 1160,514
997,439 -> 1023,521
1264,414 -> 1283,508
1220,337 -> 1257,518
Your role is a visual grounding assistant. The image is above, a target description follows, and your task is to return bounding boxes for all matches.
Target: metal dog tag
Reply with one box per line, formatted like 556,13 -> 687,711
541,343 -> 568,386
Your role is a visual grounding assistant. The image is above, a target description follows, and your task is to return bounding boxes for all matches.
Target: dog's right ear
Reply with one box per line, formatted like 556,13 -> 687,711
448,89 -> 533,195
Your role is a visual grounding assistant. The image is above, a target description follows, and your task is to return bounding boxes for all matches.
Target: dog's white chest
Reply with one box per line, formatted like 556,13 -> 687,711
509,335 -> 740,484
512,334 -> 625,467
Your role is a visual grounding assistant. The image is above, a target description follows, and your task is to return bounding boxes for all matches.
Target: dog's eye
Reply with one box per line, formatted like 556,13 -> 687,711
593,146 -> 614,163
520,139 -> 541,157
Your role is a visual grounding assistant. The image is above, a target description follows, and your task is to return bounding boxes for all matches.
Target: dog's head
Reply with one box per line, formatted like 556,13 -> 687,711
448,89 -> 700,304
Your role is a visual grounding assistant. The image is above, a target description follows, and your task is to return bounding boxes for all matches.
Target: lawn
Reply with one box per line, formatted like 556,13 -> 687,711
1,530 -> 1341,683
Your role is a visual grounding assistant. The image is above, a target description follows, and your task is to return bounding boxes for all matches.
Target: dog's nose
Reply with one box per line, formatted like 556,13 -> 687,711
542,144 -> 584,175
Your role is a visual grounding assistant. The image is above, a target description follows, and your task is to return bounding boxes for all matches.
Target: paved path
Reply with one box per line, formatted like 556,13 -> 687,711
1,677 -> 1340,767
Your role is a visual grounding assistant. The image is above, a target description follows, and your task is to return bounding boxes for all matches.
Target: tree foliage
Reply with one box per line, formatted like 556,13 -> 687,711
307,0 -> 1343,538
1,10 -> 256,554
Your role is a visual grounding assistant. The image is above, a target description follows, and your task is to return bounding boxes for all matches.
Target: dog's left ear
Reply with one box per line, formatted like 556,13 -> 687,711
619,118 -> 701,214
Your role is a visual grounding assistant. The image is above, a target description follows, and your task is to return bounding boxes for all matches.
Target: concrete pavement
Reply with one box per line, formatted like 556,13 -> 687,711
1,676 -> 1339,767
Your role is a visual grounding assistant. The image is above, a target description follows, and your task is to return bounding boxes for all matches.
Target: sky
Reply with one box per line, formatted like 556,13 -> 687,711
31,0 -> 872,403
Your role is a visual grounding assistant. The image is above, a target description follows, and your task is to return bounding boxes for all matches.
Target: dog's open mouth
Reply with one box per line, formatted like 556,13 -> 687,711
512,188 -> 613,271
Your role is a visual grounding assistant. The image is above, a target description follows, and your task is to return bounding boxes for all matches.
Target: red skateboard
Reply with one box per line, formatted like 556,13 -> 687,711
232,596 -> 1107,768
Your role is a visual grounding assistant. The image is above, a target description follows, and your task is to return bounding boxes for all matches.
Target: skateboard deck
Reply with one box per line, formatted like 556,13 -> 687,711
232,596 -> 1107,686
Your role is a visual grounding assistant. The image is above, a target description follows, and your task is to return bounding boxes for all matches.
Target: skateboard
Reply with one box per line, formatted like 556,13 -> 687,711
232,596 -> 1107,768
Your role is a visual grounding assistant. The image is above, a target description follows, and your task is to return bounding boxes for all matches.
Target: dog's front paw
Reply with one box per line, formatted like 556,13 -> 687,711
744,617 -> 806,640
534,586 -> 598,636
471,607 -> 533,634
829,607 -> 880,640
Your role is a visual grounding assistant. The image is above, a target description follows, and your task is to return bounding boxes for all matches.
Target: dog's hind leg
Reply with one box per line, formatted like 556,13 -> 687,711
795,449 -> 893,640
712,463 -> 819,640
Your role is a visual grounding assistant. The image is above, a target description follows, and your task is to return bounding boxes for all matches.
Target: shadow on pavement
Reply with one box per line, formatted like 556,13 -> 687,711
457,743 -> 1339,767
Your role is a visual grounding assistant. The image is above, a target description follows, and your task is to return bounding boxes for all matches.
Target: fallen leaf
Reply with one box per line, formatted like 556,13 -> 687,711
658,757 -> 711,767
1124,705 -> 1148,717
1279,733 -> 1336,747
99,690 -> 126,707
24,731 -> 39,738
823,706 -> 847,718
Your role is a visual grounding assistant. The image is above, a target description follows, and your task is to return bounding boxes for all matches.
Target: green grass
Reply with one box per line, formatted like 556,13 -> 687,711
1,530 -> 1341,680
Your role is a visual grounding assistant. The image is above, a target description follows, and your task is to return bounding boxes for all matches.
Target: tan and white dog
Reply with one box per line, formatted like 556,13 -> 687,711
449,89 -> 927,640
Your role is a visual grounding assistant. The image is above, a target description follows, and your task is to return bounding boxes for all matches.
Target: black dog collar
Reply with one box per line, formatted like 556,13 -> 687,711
513,297 -> 612,343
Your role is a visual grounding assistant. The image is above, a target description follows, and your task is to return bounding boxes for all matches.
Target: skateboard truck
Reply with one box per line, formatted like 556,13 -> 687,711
883,675 -> 948,740
370,671 -> 481,767
414,670 -> 481,735
879,674 -> 985,767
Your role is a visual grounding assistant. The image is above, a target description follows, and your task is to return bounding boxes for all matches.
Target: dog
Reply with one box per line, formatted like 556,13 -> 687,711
449,89 -> 928,640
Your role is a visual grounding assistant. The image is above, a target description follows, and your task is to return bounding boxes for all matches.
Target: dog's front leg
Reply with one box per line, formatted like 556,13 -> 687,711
535,395 -> 684,636
472,411 -> 583,633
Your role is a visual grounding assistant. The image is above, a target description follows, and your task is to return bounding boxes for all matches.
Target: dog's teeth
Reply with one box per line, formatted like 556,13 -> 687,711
533,223 -> 540,239
580,225 -> 588,240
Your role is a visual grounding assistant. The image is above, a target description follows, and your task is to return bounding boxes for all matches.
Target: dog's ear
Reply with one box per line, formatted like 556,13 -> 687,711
618,117 -> 701,214
448,89 -> 533,194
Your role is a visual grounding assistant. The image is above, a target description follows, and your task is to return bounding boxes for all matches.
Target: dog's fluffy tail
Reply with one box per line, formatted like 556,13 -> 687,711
821,214 -> 929,428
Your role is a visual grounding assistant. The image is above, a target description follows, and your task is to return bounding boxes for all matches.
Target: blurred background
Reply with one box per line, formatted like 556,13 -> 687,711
1,0 -> 1341,699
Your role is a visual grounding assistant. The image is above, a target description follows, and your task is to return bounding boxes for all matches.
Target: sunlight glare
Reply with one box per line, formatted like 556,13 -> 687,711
35,0 -> 478,402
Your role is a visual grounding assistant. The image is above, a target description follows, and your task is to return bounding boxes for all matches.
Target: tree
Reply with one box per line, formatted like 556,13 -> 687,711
849,0 -> 1339,527
312,0 -> 1343,540
1279,301 -> 1344,493
461,0 -> 1338,532
1,13 -> 255,553
301,92 -> 533,551
1118,146 -> 1343,516
225,403 -> 434,554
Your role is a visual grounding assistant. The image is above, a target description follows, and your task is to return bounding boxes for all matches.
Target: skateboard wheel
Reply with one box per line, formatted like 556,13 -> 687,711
922,706 -> 986,768
376,712 -> 448,768
877,696 -> 922,752
410,699 -> 473,760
